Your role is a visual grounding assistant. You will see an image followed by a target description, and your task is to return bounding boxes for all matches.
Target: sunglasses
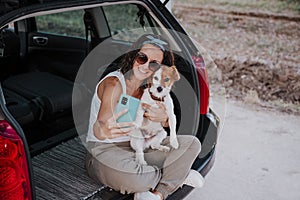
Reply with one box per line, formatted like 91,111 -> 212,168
135,52 -> 161,72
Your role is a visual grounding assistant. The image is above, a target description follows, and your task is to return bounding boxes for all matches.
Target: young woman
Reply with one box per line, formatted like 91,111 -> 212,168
86,34 -> 204,200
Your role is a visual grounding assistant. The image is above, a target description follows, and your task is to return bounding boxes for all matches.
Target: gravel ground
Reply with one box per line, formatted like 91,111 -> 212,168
185,97 -> 300,200
170,1 -> 300,199
173,1 -> 300,114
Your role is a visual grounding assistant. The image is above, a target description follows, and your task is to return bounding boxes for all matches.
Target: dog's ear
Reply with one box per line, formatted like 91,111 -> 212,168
171,65 -> 180,81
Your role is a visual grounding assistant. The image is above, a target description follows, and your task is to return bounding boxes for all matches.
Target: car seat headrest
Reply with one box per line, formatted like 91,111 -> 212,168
0,28 -> 20,57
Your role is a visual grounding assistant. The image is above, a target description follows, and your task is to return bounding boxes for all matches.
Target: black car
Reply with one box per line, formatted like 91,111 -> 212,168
0,0 -> 220,199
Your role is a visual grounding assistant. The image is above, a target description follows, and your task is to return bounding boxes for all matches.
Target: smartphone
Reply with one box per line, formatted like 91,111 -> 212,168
115,94 -> 140,123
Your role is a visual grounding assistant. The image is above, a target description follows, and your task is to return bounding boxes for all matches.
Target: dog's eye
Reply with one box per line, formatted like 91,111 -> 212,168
164,78 -> 170,82
154,76 -> 159,81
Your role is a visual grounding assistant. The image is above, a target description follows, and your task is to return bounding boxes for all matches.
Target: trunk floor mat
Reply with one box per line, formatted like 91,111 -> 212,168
32,137 -> 130,200
32,137 -> 191,200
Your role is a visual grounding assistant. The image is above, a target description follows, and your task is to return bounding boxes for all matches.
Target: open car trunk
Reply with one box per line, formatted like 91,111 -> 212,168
0,1 -> 219,199
32,137 -> 201,200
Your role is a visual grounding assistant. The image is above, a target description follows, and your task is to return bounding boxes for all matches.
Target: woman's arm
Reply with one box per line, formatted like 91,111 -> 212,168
93,77 -> 135,140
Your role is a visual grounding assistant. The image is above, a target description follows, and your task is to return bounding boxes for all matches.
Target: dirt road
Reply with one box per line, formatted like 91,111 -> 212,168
173,1 -> 300,114
185,97 -> 300,199
170,1 -> 300,199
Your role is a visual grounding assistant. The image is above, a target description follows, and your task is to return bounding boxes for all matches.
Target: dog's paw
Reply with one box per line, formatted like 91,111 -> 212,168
138,160 -> 147,165
159,145 -> 170,152
151,144 -> 170,152
170,138 -> 179,149
135,157 -> 147,165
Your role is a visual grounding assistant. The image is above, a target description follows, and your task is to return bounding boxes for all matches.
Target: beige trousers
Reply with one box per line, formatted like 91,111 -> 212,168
86,135 -> 201,198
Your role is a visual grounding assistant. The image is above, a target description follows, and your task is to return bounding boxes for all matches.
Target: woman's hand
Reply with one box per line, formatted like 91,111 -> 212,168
142,102 -> 169,126
93,109 -> 135,140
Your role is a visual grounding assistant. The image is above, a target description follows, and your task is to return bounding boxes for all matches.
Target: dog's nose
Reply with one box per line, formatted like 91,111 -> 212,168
157,86 -> 163,93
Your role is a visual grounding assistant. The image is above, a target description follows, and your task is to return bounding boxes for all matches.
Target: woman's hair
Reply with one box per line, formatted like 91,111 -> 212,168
119,34 -> 174,79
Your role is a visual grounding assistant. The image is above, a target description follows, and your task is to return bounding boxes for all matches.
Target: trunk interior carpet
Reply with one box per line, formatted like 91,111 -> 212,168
31,136 -> 189,200
32,137 -> 129,200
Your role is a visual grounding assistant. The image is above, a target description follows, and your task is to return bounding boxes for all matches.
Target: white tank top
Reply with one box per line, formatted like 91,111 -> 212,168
86,70 -> 130,143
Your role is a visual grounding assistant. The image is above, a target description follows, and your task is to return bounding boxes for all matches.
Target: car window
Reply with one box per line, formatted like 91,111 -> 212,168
103,4 -> 160,42
35,10 -> 85,38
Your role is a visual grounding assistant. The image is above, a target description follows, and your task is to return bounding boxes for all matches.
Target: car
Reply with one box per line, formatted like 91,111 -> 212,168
0,0 -> 220,199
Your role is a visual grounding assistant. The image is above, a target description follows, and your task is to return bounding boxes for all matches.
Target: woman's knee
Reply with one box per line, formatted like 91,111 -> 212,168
123,170 -> 161,192
179,135 -> 201,155
88,157 -> 161,193
107,168 -> 161,193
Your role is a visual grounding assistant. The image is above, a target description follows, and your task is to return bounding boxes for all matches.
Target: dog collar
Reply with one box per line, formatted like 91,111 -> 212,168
149,91 -> 165,102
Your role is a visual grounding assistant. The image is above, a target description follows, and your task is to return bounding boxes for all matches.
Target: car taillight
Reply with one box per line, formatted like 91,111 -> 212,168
192,55 -> 210,114
0,120 -> 32,200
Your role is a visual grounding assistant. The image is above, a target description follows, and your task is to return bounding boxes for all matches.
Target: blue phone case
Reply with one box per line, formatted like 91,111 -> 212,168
115,94 -> 140,123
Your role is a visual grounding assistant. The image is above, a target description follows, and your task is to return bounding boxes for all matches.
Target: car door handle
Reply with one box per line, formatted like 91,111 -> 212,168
33,36 -> 48,46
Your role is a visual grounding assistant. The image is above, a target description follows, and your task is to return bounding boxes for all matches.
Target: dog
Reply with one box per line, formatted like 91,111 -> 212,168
130,65 -> 180,165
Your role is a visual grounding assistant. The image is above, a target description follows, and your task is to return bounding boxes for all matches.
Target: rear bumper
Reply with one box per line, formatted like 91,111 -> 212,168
167,148 -> 216,200
167,109 -> 220,199
200,148 -> 216,177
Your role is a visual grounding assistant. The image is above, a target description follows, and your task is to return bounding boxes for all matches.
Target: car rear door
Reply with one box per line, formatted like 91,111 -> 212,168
23,10 -> 87,81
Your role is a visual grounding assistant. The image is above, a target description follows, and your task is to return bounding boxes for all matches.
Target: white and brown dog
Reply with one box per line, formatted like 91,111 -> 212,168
131,65 -> 180,165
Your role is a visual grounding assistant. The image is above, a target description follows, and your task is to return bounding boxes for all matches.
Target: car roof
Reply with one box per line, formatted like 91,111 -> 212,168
0,0 -> 168,14
0,0 -> 166,27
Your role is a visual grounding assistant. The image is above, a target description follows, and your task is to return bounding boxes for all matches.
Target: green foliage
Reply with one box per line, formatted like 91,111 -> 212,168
35,4 -> 145,39
103,4 -> 141,33
285,0 -> 300,12
36,10 -> 85,37
102,4 -> 155,42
